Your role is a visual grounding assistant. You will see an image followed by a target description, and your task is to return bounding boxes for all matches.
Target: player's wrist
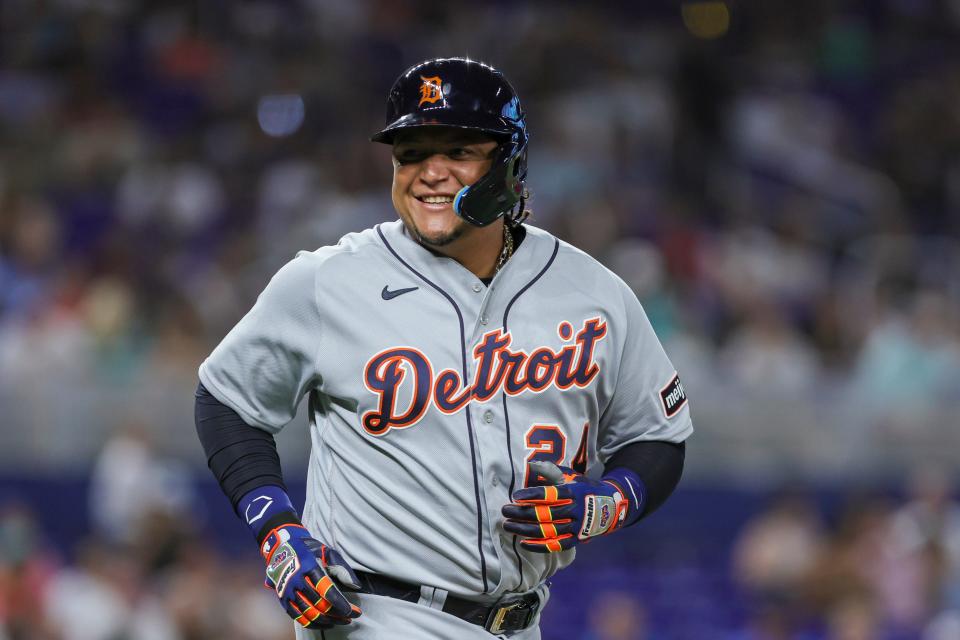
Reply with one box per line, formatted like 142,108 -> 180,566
601,467 -> 646,529
237,485 -> 303,546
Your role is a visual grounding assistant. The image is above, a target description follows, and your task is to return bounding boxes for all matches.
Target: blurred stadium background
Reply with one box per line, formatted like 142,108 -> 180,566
2,0 -> 960,638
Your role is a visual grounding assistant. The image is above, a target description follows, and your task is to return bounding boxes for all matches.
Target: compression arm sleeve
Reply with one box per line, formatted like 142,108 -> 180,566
605,440 -> 686,520
195,381 -> 287,512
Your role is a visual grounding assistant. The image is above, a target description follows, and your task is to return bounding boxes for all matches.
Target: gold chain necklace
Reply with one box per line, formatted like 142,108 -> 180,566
495,224 -> 514,273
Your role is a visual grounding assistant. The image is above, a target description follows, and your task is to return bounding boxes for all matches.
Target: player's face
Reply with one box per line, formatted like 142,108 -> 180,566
391,128 -> 498,248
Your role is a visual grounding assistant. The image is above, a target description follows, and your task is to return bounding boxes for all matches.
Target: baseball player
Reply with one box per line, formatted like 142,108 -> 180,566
195,57 -> 692,639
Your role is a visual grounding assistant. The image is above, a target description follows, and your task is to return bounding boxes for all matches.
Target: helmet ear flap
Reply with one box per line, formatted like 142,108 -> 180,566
453,139 -> 527,226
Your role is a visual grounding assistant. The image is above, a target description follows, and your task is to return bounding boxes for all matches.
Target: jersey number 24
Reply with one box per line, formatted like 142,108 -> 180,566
523,423 -> 589,487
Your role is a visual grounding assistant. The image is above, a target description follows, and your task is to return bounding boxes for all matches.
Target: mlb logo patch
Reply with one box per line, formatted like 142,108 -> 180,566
659,373 -> 687,418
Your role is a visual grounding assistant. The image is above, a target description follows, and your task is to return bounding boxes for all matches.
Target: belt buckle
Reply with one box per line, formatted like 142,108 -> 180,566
485,594 -> 535,634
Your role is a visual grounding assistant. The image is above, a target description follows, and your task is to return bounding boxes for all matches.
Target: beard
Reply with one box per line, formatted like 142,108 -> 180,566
403,215 -> 469,249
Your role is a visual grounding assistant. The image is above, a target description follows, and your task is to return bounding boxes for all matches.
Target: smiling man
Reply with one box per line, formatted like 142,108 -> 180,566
392,129 -> 498,242
195,57 -> 692,639
389,128 -> 506,276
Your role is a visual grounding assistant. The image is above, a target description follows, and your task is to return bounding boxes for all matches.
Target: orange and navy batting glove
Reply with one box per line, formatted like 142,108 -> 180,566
501,461 -> 645,553
239,486 -> 362,630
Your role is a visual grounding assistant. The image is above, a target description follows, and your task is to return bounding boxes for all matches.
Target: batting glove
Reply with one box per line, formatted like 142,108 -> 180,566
239,486 -> 361,630
502,461 -> 645,553
260,524 -> 362,629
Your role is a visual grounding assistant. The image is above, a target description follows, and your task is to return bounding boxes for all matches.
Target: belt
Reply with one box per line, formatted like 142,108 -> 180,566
354,571 -> 539,635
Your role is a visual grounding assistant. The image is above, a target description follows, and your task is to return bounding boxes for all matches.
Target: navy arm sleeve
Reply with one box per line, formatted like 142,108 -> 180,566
606,440 -> 685,519
195,381 -> 287,513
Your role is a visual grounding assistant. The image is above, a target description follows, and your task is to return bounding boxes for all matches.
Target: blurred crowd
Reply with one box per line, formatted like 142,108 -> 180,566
731,468 -> 960,640
3,430 -> 960,638
3,0 -> 960,636
0,430 -> 294,640
2,0 -> 960,470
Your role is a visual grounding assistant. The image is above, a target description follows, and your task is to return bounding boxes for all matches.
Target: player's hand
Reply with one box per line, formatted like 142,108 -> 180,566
260,524 -> 363,630
502,461 -> 638,553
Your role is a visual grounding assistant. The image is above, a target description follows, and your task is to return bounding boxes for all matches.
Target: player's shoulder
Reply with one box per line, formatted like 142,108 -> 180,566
522,224 -> 642,319
282,224 -> 392,273
524,224 -> 599,265
524,224 -> 631,288
256,226 -> 389,302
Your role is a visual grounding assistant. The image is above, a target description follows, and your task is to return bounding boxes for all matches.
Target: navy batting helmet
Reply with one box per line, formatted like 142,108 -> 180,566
371,57 -> 529,227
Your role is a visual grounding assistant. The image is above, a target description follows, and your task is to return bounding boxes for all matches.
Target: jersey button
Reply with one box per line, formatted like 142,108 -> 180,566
480,315 -> 488,325
472,283 -> 482,293
483,410 -> 494,423
491,477 -> 499,486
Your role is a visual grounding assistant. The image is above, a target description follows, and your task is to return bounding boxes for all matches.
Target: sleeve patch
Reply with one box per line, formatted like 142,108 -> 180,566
659,373 -> 687,418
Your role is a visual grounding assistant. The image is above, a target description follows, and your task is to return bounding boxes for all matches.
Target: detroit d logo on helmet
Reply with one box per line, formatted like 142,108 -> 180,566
418,75 -> 443,106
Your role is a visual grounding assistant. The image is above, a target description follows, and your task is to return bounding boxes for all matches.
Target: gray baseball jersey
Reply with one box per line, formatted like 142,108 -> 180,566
199,219 -> 692,604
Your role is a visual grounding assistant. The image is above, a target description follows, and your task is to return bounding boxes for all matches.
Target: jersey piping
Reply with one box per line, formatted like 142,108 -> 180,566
375,224 -> 490,594
500,238 -> 560,591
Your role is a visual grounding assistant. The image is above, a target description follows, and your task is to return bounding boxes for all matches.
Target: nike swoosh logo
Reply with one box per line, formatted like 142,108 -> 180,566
381,285 -> 419,300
